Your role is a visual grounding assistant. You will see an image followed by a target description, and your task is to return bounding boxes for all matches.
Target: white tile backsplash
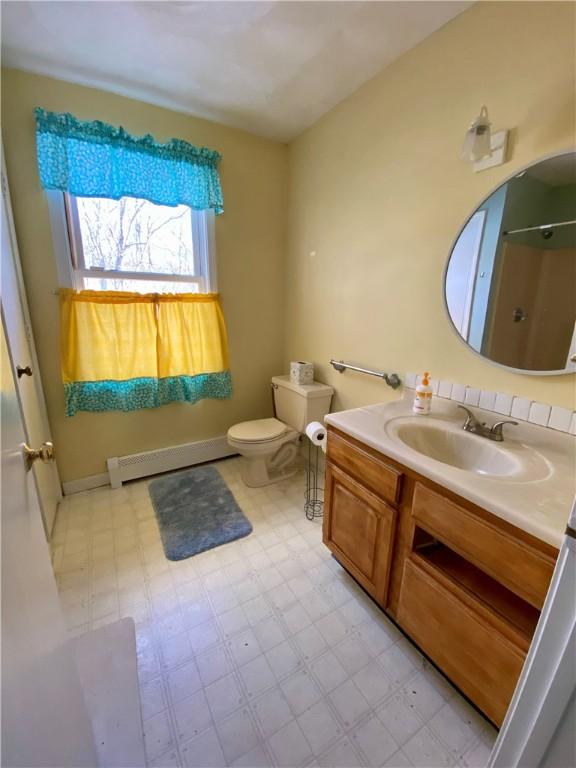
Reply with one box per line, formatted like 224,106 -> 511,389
548,406 -> 573,433
479,390 -> 497,411
494,393 -> 513,416
450,383 -> 466,403
528,402 -> 551,427
437,380 -> 453,399
405,374 -> 575,437
405,372 -> 417,389
511,397 -> 532,421
464,387 -> 481,407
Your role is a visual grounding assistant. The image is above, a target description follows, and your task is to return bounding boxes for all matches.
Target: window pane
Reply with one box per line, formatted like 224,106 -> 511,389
75,196 -> 195,275
82,277 -> 201,294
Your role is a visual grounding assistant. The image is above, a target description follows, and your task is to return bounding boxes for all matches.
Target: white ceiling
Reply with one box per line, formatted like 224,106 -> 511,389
1,1 -> 472,142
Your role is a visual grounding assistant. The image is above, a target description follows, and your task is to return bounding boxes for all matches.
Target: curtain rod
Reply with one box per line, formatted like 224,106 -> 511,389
503,219 -> 576,236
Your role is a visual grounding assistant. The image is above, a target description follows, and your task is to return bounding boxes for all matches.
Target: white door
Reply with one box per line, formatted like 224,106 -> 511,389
445,210 -> 486,339
1,313 -> 98,767
489,503 -> 576,768
1,162 -> 61,536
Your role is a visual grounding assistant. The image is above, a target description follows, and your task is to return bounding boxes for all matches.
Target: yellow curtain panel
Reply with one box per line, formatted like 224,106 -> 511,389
156,294 -> 229,378
60,290 -> 231,416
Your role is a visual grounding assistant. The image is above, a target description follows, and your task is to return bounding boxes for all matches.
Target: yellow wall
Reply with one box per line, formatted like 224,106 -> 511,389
285,1 -> 576,414
1,69 -> 288,482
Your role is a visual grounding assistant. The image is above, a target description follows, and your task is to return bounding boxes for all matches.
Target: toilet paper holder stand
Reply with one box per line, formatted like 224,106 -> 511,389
304,438 -> 324,521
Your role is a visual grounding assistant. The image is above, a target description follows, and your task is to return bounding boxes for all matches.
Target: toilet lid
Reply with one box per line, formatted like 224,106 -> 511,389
228,418 -> 287,443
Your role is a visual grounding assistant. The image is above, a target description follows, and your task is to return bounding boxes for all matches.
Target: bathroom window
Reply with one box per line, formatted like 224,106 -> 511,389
50,192 -> 217,293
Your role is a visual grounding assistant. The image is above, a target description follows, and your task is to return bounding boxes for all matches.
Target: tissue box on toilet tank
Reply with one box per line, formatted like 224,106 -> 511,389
290,361 -> 314,385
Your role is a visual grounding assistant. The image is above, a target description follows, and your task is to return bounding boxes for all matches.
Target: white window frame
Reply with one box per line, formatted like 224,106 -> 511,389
47,191 -> 217,293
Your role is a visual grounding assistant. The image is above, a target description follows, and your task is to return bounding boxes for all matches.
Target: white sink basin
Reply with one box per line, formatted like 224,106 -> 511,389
385,417 -> 550,480
388,420 -> 519,476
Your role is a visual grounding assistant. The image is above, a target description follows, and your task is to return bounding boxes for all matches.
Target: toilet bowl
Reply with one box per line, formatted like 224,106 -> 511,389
227,418 -> 300,487
227,376 -> 334,488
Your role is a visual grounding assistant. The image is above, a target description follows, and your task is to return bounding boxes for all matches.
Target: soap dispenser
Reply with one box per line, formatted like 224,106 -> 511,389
413,372 -> 433,415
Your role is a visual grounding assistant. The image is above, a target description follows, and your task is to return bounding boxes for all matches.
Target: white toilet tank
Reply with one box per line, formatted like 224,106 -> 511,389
271,375 -> 334,432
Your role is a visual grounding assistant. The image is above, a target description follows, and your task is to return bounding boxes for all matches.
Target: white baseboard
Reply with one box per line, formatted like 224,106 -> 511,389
62,436 -> 237,494
62,472 -> 110,496
107,435 -> 235,489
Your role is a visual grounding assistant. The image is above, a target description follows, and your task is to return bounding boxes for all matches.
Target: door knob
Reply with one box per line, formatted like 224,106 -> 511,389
571,354 -> 576,364
16,365 -> 33,378
23,441 -> 55,471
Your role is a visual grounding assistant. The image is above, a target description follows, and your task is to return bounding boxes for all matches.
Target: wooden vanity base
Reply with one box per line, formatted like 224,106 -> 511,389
323,426 -> 558,727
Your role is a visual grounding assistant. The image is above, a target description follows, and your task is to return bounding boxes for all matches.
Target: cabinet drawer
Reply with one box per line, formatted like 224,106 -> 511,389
412,483 -> 555,609
398,556 -> 525,726
327,430 -> 402,506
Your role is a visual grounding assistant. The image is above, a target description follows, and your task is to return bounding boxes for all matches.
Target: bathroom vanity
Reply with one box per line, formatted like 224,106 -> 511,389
322,399 -> 574,727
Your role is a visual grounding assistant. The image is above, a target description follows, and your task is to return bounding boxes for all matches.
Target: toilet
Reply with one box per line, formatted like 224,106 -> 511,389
227,375 -> 334,487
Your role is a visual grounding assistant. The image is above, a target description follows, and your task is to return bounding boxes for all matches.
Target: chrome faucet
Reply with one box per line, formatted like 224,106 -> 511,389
457,405 -> 518,442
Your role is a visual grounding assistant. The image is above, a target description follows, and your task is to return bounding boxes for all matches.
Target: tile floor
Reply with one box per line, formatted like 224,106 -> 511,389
51,457 -> 497,768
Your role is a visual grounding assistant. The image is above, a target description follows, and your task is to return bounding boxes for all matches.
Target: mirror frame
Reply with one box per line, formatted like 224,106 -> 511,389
442,147 -> 576,376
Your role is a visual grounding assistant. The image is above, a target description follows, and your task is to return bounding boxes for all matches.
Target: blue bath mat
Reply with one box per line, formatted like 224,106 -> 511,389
148,466 -> 252,561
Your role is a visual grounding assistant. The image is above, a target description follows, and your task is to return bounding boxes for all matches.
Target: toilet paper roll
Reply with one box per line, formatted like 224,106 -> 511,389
305,421 -> 326,448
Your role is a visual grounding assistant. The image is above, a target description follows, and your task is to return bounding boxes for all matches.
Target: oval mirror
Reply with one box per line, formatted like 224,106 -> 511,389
445,150 -> 576,374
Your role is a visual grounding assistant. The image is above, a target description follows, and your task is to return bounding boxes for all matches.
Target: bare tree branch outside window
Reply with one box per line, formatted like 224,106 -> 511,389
76,196 -> 197,293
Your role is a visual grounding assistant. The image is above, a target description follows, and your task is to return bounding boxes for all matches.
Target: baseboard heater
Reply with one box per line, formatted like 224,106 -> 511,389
107,436 -> 235,489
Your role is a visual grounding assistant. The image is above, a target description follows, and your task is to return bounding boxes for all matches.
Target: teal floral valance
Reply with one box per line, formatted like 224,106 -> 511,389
34,108 -> 224,214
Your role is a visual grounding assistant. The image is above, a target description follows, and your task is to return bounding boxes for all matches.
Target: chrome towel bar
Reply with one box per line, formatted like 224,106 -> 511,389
329,359 -> 401,389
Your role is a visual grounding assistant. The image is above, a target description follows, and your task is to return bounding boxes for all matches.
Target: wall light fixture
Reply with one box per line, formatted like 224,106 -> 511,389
462,106 -> 509,172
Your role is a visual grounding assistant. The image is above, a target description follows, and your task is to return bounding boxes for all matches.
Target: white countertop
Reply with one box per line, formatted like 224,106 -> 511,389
325,396 -> 576,549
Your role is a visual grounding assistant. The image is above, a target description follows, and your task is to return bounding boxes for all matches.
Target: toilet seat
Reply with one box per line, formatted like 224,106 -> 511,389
227,419 -> 299,488
228,418 -> 287,444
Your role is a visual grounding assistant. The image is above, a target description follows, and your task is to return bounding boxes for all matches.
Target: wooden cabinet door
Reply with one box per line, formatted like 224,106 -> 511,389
398,556 -> 526,726
323,462 -> 396,605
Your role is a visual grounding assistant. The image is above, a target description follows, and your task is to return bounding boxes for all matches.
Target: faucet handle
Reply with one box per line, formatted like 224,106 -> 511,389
490,420 -> 519,440
457,404 -> 478,427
